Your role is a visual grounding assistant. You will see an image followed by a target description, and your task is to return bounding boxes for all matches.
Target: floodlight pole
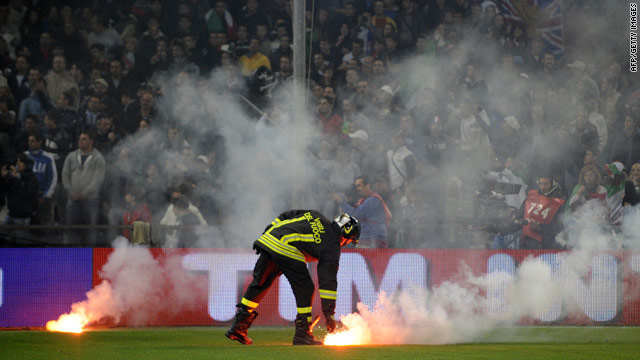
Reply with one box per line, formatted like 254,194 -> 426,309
292,0 -> 306,208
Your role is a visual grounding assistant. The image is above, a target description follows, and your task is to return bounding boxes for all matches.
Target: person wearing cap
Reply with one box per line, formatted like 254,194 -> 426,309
348,129 -> 387,180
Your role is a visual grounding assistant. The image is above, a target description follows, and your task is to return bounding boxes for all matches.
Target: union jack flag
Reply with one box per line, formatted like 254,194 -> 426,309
500,0 -> 564,56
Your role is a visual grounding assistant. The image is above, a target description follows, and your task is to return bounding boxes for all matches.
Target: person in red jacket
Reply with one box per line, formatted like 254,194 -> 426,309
122,188 -> 152,240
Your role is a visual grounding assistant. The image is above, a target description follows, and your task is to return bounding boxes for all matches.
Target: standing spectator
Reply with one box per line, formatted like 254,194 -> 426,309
24,132 -> 57,225
121,188 -> 152,241
239,0 -> 271,35
87,15 -> 123,53
13,115 -> 40,153
239,37 -> 271,77
568,105 -> 599,176
1,153 -> 39,242
78,95 -> 101,133
92,115 -> 120,162
43,109 -> 70,172
348,129 -> 387,182
7,55 -> 30,106
315,96 -> 343,137
30,32 -> 54,69
608,113 -> 640,170
386,131 -> 417,193
268,34 -> 292,73
568,164 -> 607,214
160,183 -> 207,247
18,68 -> 52,127
56,90 -> 80,143
58,20 -> 89,64
205,1 -> 237,40
105,59 -> 133,100
44,55 -> 79,110
331,175 -> 392,248
623,163 -> 640,207
61,131 -> 106,246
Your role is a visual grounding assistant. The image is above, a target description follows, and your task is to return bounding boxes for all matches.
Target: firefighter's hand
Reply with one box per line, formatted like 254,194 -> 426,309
325,315 -> 336,333
330,193 -> 342,203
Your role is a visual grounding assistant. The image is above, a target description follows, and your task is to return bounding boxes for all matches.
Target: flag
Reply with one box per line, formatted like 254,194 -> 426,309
500,0 -> 564,56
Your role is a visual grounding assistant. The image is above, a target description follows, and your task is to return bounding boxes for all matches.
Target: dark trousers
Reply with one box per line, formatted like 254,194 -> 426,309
243,251 -> 315,312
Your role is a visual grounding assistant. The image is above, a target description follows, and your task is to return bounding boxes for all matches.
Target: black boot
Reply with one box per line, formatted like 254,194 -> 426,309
292,314 -> 323,345
225,307 -> 258,345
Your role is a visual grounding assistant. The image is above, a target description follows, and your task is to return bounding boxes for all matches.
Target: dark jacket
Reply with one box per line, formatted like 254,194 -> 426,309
1,167 -> 39,218
255,210 -> 342,316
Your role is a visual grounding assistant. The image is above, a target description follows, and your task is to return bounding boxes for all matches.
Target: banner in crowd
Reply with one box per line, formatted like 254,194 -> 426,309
1,248 -> 639,327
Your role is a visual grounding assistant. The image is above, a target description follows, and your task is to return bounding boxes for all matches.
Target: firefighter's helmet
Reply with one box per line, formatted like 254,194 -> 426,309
333,213 -> 361,245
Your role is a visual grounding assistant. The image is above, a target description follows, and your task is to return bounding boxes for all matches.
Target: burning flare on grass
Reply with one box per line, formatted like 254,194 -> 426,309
45,280 -> 116,333
46,312 -> 89,333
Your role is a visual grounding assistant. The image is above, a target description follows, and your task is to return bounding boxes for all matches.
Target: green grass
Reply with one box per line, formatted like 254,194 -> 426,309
0,326 -> 638,360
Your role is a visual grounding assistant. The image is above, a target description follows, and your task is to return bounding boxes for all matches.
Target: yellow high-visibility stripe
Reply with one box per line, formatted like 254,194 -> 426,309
297,306 -> 312,314
241,298 -> 259,308
319,289 -> 337,300
264,233 -> 305,257
265,215 -> 308,235
271,218 -> 282,226
258,235 -> 305,262
282,233 -> 315,244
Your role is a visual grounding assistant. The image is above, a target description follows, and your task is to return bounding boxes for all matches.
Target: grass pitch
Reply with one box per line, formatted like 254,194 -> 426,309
0,326 -> 638,360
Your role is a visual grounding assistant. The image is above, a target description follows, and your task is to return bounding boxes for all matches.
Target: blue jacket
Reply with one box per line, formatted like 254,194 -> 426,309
339,196 -> 388,240
25,149 -> 58,198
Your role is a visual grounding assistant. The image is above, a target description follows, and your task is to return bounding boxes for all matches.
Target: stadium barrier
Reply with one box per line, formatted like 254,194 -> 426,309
0,248 -> 639,327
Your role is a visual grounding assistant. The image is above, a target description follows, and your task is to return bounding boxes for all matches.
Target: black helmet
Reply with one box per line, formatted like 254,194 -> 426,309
333,213 -> 361,245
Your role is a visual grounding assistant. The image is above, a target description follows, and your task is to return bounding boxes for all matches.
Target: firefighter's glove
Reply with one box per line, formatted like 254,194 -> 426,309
325,315 -> 337,333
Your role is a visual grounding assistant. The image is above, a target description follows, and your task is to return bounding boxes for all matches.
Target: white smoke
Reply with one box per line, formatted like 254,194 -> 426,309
328,204 -> 640,345
64,238 -> 206,327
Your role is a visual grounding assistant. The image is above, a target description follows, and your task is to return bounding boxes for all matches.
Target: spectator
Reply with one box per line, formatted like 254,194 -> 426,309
7,55 -> 30,106
239,37 -> 271,77
43,109 -> 70,173
608,113 -> 640,170
386,131 -> 417,193
1,153 -> 39,241
205,1 -> 237,40
44,55 -> 79,109
18,68 -> 52,127
160,183 -> 207,247
24,131 -> 57,225
331,175 -> 392,248
568,164 -> 607,214
87,15 -> 123,52
121,187 -> 152,241
61,131 -> 106,246
315,96 -> 343,137
623,163 -> 640,207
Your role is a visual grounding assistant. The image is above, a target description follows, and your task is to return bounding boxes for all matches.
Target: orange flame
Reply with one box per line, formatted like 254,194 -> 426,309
323,321 -> 372,346
46,311 -> 89,333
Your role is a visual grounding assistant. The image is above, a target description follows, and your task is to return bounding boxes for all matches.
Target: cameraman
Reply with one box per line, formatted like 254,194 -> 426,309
518,174 -> 566,249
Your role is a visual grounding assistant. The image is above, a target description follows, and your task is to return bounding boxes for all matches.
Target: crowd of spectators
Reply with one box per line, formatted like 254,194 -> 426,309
0,0 -> 638,249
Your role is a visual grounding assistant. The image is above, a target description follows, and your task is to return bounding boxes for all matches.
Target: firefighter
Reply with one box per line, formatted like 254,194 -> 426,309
225,211 -> 361,345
